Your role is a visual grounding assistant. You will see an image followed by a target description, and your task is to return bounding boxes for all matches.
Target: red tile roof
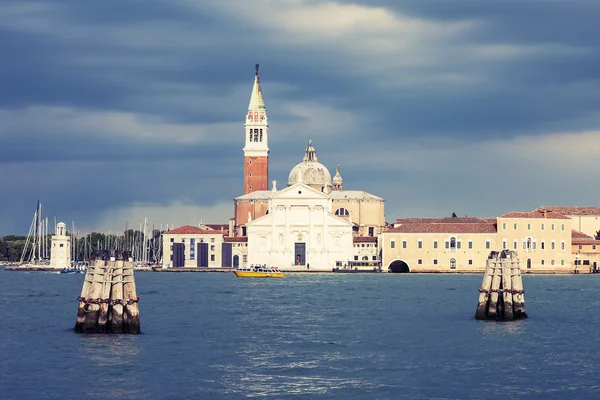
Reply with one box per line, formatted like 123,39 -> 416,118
353,236 -> 378,243
166,225 -> 224,235
395,216 -> 490,224
499,210 -> 570,220
572,230 -> 593,239
534,206 -> 600,216
224,236 -> 248,243
205,224 -> 228,231
388,223 -> 497,234
572,239 -> 600,245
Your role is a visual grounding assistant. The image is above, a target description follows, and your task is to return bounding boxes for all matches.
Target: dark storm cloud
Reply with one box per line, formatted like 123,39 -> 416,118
1,0 -> 600,234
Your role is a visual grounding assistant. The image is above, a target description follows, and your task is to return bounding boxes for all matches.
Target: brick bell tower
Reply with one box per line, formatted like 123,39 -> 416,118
243,64 -> 269,194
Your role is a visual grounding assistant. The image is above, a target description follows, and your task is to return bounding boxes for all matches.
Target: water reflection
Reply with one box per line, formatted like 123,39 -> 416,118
79,335 -> 146,399
479,320 -> 525,335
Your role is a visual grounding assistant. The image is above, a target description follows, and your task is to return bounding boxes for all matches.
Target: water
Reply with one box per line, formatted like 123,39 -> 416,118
1,268 -> 600,399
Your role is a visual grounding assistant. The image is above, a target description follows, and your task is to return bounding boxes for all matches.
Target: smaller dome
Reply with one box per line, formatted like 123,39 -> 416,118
332,164 -> 343,185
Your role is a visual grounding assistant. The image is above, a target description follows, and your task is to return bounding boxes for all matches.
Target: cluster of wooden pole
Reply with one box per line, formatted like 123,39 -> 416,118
475,250 -> 527,321
74,250 -> 141,334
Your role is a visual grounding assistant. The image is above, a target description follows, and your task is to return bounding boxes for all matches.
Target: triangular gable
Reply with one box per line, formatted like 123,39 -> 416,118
272,183 -> 329,200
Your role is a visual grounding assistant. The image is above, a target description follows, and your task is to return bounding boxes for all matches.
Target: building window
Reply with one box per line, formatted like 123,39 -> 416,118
211,238 -> 215,243
541,241 -> 545,250
354,256 -> 358,260
486,240 -> 490,249
372,256 -> 377,261
210,245 -> 215,251
450,237 -> 456,249
468,259 -> 473,265
433,240 -> 438,249
211,254 -> 215,261
362,256 -> 369,260
502,222 -> 507,230
402,240 -> 407,249
551,260 -> 555,266
259,129 -> 263,142
170,238 -> 174,243
249,185 -> 252,190
190,238 -> 195,260
561,260 -> 565,266
561,224 -> 565,231
561,241 -> 565,250
60,243 -> 64,247
593,245 -> 597,250
527,223 -> 531,230
468,240 -> 473,249
513,223 -> 518,230
418,259 -> 423,265
368,227 -> 374,237
243,255 -> 247,262
514,240 -> 518,250
418,240 -> 422,249
335,208 -> 350,216
242,226 -> 247,236
551,223 -> 555,231
551,241 -> 555,250
249,159 -> 252,165
503,240 -> 507,249
249,172 -> 253,177
390,240 -> 395,249
541,223 -> 545,231
541,259 -> 545,265
450,258 -> 456,270
433,259 -> 438,265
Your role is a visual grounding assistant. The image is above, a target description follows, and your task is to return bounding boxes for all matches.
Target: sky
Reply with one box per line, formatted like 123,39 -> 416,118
1,0 -> 600,235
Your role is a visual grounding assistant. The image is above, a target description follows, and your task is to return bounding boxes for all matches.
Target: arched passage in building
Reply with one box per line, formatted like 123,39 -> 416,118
233,255 -> 240,268
388,259 -> 410,273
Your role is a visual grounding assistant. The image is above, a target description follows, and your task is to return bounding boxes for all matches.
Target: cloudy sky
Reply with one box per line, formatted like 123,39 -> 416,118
1,0 -> 600,235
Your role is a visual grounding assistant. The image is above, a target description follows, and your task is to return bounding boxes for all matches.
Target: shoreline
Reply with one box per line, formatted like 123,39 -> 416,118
2,265 -> 591,274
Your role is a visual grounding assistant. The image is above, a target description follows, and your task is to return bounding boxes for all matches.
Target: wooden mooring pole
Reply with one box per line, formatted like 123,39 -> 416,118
475,250 -> 527,321
74,250 -> 141,334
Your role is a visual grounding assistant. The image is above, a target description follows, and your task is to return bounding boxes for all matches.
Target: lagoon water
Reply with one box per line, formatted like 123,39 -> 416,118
1,268 -> 600,399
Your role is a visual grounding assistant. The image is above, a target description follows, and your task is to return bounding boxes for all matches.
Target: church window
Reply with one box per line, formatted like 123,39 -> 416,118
253,128 -> 259,142
249,131 -> 252,141
249,159 -> 252,165
259,129 -> 263,142
362,256 -> 368,260
335,208 -> 350,216
249,185 -> 252,190
249,172 -> 252,177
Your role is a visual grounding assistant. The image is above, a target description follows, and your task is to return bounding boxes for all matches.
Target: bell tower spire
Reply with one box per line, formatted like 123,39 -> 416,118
243,64 -> 269,194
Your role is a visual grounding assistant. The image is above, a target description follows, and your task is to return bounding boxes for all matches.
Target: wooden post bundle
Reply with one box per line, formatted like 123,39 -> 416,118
475,250 -> 527,321
74,250 -> 141,334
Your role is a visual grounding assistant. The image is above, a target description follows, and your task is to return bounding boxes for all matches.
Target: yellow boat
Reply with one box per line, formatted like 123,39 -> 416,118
233,265 -> 285,278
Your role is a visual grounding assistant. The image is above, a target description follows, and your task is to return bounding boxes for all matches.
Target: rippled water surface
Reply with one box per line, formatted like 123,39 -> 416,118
2,269 -> 600,399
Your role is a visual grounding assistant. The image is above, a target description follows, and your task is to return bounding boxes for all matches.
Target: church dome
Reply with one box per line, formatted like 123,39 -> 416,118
288,141 -> 332,189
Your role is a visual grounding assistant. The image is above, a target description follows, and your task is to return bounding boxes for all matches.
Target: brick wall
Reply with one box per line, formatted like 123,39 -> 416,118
244,156 -> 268,194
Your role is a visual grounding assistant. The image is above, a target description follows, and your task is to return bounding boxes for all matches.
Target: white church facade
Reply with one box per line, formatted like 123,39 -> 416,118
246,183 -> 354,271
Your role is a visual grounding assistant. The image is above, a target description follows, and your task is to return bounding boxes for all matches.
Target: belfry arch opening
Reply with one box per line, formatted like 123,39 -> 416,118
389,260 -> 410,273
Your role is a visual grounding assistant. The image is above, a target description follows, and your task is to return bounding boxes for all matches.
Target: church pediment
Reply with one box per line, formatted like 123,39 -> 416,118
272,183 -> 329,200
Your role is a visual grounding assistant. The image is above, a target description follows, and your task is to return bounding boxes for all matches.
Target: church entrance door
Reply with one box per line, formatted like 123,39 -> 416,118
294,243 -> 306,266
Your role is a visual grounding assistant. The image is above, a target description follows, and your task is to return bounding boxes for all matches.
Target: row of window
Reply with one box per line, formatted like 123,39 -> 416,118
390,237 -> 570,251
170,237 -> 216,243
501,222 -> 566,232
578,244 -> 598,250
414,258 -> 566,268
354,243 -> 377,248
501,239 -> 566,251
354,255 -> 378,261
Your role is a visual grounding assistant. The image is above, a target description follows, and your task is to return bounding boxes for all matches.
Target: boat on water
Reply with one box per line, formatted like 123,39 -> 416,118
234,265 -> 284,278
332,267 -> 382,273
60,268 -> 84,274
332,261 -> 382,273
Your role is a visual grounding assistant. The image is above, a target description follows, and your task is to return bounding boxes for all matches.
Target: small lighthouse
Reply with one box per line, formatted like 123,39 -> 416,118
50,222 -> 71,269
